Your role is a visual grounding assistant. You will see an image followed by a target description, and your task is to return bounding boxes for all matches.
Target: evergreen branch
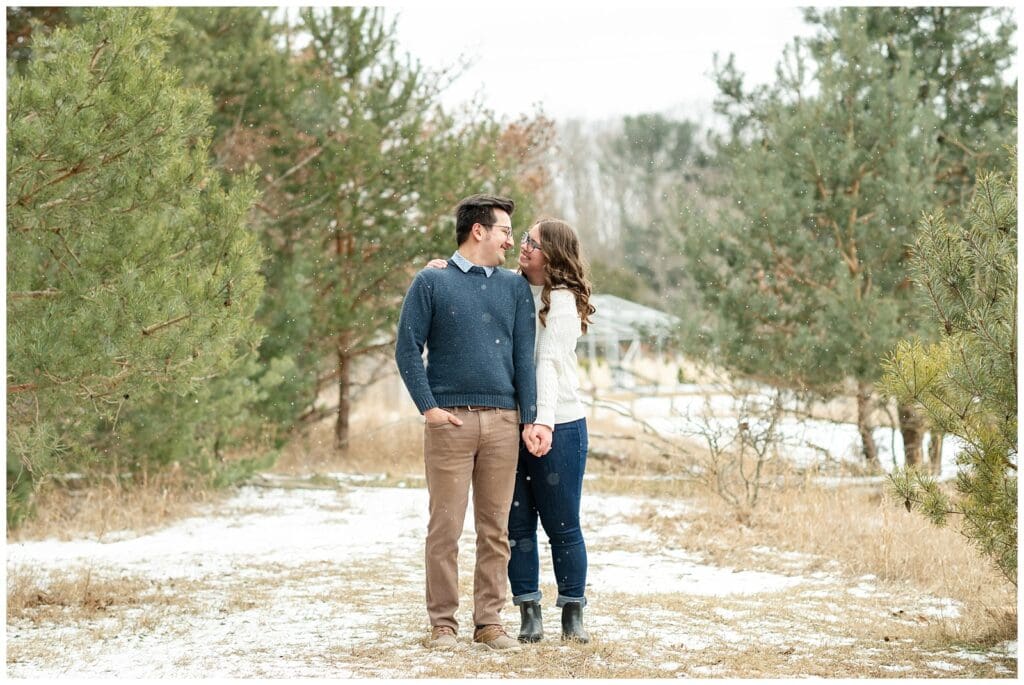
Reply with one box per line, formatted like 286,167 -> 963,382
262,192 -> 332,221
942,135 -> 979,159
45,246 -> 73,275
8,289 -> 61,300
349,268 -> 402,310
16,121 -> 166,209
349,340 -> 395,358
253,202 -> 278,218
89,38 -> 111,72
13,159 -> 90,207
266,146 -> 325,189
38,197 -> 69,210
141,313 -> 192,336
1010,290 -> 1017,398
844,206 -> 862,278
54,228 -> 83,267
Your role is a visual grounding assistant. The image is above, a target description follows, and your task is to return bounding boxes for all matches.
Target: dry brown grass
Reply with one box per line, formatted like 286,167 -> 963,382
576,415 -> 1018,650
8,468 -> 222,543
8,386 -> 1015,677
591,472 -> 1015,649
273,415 -> 424,478
7,566 -> 195,624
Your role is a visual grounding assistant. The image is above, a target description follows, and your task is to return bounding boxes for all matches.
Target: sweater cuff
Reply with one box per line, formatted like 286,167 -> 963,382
534,406 -> 555,429
411,392 -> 438,415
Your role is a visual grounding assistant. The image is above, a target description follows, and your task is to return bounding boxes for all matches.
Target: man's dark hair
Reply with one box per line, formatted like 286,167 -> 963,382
455,194 -> 515,245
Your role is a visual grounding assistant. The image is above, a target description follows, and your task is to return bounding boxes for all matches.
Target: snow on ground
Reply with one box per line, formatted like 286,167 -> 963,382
6,479 -> 1016,678
602,393 -> 964,477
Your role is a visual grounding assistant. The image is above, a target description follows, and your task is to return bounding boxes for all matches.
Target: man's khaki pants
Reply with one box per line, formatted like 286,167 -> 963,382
423,407 -> 520,632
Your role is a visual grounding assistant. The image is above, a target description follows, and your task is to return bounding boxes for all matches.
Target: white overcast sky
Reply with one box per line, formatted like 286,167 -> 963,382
383,2 -> 1017,124
385,3 -> 818,123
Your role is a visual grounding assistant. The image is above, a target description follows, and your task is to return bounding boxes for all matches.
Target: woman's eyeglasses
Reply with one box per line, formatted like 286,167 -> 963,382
520,232 -> 541,253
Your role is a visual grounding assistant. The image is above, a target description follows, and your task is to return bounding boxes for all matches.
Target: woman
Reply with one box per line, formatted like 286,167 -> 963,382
428,218 -> 595,644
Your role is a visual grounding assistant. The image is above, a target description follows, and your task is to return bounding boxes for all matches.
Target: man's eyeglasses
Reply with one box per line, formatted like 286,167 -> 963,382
520,232 -> 542,253
483,223 -> 513,239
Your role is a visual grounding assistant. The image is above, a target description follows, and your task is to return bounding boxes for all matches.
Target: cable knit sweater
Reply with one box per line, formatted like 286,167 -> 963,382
531,285 -> 586,429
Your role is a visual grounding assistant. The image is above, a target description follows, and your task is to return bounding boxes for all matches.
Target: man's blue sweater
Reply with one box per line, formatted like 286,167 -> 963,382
395,260 -> 538,424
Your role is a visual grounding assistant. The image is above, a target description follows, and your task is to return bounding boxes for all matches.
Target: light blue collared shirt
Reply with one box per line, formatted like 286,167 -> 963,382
451,250 -> 495,278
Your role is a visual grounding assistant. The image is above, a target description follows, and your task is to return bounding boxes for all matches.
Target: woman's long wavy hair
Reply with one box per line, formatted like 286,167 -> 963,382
531,218 -> 596,333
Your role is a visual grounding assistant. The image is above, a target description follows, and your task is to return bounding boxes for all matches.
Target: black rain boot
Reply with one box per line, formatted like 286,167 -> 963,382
518,599 -> 543,643
561,602 -> 590,643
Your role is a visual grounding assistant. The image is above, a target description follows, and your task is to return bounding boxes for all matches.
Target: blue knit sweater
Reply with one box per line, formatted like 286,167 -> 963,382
395,261 -> 538,423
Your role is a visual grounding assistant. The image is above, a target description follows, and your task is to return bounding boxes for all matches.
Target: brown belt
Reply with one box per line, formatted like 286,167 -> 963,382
445,406 -> 506,412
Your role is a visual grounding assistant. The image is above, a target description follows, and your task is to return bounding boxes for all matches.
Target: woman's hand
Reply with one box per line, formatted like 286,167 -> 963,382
526,424 -> 553,457
425,259 -> 448,270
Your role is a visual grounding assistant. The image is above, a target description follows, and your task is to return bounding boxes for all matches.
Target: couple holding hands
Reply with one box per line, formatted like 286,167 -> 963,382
395,194 -> 595,650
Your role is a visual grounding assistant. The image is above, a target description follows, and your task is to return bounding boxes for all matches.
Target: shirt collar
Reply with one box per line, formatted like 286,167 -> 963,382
451,250 -> 494,277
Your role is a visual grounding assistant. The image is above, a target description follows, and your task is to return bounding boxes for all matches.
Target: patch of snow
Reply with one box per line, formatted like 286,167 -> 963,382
846,584 -> 879,599
917,597 -> 962,619
690,664 -> 727,676
925,661 -> 962,672
593,549 -> 806,596
608,394 -> 966,479
327,472 -> 386,483
6,478 -> 1014,678
590,521 -> 660,542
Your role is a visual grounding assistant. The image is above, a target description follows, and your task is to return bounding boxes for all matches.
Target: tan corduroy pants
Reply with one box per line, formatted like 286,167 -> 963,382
423,407 -> 520,632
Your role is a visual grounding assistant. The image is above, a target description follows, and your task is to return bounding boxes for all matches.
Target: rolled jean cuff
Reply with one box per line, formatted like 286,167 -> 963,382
556,594 -> 586,608
512,591 -> 542,605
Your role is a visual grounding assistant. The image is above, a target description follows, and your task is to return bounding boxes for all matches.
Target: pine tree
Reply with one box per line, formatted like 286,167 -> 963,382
881,144 -> 1017,584
804,7 -> 1017,219
687,9 -> 941,464
6,8 -> 265,523
800,7 -> 1017,470
599,114 -> 706,300
256,7 -> 554,447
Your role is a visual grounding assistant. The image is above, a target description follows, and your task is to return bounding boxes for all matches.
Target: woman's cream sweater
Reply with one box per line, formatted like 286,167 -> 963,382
531,285 -> 586,429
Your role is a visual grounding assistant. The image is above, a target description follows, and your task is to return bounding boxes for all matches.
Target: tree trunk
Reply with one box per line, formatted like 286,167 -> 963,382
335,332 -> 351,451
927,431 -> 944,475
855,381 -> 878,464
898,401 -> 925,467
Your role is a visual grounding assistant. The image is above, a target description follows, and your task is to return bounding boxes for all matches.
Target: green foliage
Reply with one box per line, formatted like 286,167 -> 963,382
6,6 -> 87,73
688,10 -> 939,397
166,8 -> 295,139
6,8 -> 265,523
803,7 -> 1018,217
251,7 -> 553,439
882,145 -> 1017,584
587,258 -> 657,305
599,114 -> 706,299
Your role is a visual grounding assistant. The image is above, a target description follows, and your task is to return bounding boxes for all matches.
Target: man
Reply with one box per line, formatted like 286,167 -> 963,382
395,194 -> 538,651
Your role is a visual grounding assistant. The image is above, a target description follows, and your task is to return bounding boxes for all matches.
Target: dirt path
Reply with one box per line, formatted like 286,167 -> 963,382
6,475 -> 1017,678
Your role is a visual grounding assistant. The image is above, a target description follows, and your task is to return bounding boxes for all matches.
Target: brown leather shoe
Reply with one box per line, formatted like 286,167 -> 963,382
472,624 -> 521,651
429,625 -> 457,650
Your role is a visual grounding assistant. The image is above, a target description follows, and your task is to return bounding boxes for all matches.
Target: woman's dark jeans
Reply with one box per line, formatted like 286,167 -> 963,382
507,417 -> 588,607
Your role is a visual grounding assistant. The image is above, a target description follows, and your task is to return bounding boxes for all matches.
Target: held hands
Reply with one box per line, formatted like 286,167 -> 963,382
522,423 -> 553,457
424,407 -> 463,426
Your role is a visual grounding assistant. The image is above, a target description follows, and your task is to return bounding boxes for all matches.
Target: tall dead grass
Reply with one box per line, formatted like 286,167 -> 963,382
7,566 -> 193,623
273,415 -> 424,478
741,484 -> 1017,646
583,417 -> 1017,648
8,467 -> 220,543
